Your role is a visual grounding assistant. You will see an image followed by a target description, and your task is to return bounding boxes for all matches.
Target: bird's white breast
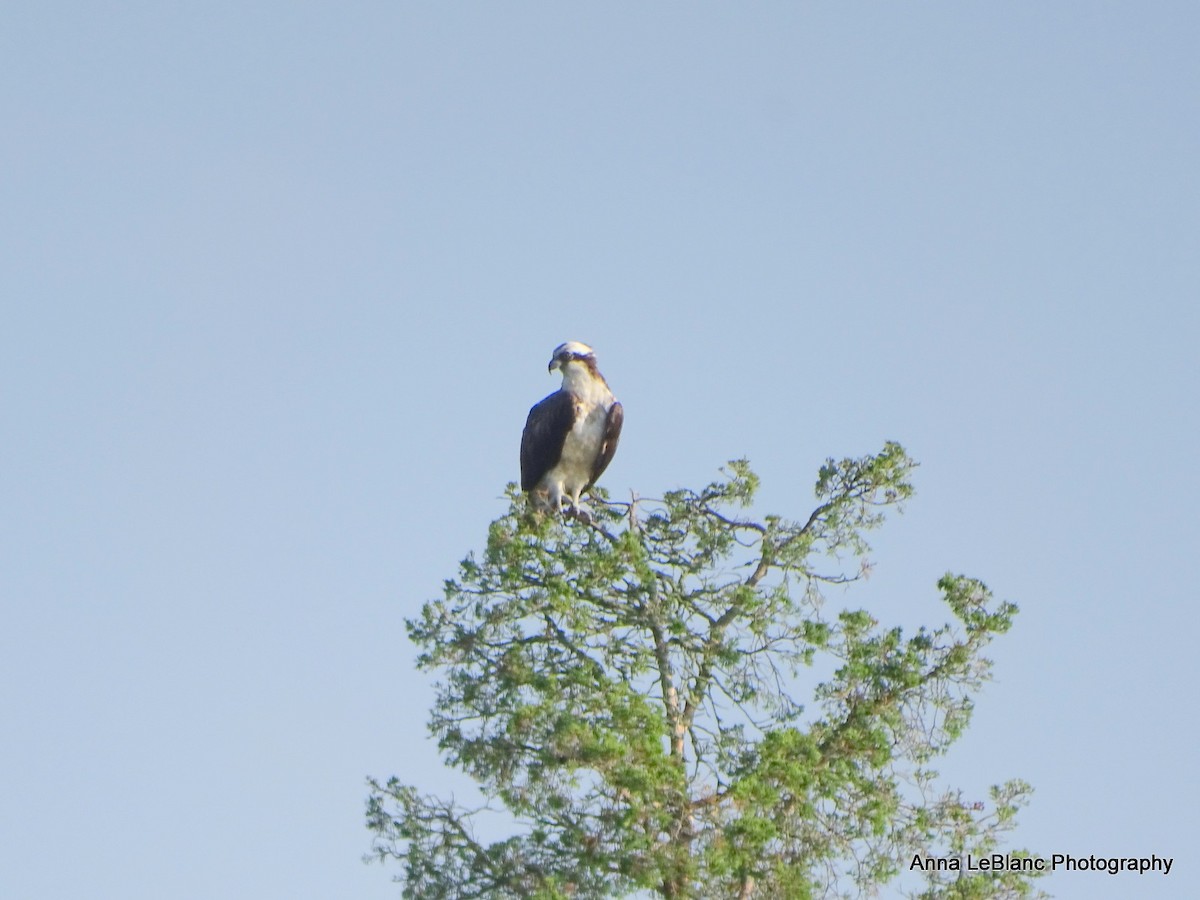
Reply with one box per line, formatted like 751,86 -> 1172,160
558,400 -> 608,474
545,368 -> 615,503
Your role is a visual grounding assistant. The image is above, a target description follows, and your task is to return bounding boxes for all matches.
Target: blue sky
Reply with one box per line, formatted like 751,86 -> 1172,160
2,4 -> 1196,898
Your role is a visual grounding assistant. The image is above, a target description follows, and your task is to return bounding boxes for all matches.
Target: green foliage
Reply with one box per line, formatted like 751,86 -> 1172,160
366,443 -> 1043,899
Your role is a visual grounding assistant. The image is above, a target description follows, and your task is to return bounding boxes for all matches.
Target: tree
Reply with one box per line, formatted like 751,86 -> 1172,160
367,442 -> 1044,899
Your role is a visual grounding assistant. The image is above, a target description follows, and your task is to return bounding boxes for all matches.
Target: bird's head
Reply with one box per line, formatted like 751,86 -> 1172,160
548,341 -> 596,373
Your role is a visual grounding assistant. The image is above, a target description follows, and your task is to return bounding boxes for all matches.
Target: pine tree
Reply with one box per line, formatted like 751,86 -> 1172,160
367,443 -> 1044,899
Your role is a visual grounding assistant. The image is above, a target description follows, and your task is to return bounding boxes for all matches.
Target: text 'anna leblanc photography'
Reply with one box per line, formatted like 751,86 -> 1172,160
909,853 -> 1174,876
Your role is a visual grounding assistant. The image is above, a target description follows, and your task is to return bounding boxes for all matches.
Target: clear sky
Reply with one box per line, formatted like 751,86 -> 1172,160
2,4 -> 1196,898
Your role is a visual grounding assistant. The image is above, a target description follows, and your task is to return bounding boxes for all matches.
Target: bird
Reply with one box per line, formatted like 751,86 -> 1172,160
520,341 -> 623,517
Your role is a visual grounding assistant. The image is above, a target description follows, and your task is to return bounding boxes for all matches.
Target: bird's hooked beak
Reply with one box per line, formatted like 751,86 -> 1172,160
548,356 -> 562,374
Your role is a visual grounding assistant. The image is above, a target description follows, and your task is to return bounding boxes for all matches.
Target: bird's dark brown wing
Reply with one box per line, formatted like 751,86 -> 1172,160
587,401 -> 623,488
520,391 -> 576,491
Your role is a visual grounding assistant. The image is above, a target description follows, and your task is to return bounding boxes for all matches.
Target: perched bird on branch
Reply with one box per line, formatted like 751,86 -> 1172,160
520,341 -> 623,518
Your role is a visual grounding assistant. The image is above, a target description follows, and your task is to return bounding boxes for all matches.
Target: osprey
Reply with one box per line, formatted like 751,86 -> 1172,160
521,341 -> 624,515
